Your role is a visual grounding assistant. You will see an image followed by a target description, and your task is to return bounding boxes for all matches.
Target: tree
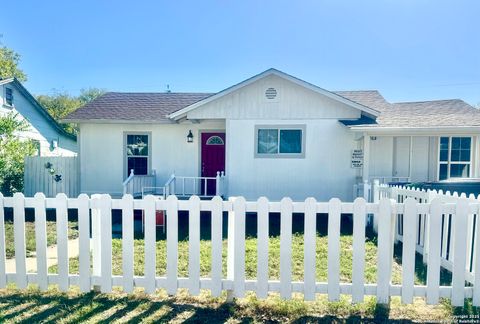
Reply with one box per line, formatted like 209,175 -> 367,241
0,112 -> 35,196
0,46 -> 27,81
36,88 -> 105,135
78,88 -> 105,104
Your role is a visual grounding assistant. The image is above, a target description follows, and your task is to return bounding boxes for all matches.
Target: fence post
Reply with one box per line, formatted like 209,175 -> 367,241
371,179 -> 380,230
227,196 -> 246,300
226,197 -> 236,301
376,198 -> 395,304
216,171 -> 221,196
152,169 -> 157,188
390,186 -> 399,242
91,194 -> 102,292
363,180 -> 370,202
221,171 -> 227,197
424,190 -> 437,264
13,193 -> 27,289
372,179 -> 380,203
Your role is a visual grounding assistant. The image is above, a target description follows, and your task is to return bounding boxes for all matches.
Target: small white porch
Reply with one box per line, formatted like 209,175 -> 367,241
122,169 -> 227,199
359,132 -> 480,184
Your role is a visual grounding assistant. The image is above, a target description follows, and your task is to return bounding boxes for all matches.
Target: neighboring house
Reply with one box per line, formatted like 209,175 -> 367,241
63,69 -> 480,200
0,77 -> 77,156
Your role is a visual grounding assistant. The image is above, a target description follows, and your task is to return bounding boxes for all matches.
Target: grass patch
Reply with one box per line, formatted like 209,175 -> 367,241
4,221 -> 78,258
0,286 -> 477,323
49,233 -> 446,286
2,212 -> 476,321
50,234 -> 391,284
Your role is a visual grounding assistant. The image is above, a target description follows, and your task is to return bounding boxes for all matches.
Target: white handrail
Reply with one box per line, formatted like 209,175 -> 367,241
161,172 -> 226,198
123,169 -> 156,196
123,169 -> 135,195
163,173 -> 176,197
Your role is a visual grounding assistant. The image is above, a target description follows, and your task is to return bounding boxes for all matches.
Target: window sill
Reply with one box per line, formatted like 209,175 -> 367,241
254,153 -> 305,159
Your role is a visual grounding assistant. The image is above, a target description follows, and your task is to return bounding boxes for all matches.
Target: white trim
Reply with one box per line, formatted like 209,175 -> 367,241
254,124 -> 306,159
437,136 -> 473,180
62,119 -> 177,124
167,69 -> 380,120
0,78 -> 14,86
123,132 -> 152,178
351,126 -> 480,136
408,136 -> 413,180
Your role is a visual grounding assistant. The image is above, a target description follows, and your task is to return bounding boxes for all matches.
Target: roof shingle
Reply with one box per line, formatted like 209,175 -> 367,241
64,89 -> 480,129
64,92 -> 213,122
335,91 -> 480,128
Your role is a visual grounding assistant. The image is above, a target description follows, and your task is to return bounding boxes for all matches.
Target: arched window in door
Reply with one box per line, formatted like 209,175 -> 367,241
206,135 -> 224,145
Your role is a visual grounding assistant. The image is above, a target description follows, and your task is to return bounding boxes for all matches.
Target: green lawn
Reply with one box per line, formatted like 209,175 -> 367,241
4,220 -> 78,258
50,235 -> 407,284
0,286 -> 469,323
0,215 -> 478,322
43,232 -> 475,322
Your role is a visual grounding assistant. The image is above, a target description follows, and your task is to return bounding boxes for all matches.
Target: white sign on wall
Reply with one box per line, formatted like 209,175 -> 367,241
351,149 -> 364,168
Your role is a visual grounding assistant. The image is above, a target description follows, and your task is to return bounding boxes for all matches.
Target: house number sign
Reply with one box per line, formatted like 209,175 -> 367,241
351,149 -> 364,168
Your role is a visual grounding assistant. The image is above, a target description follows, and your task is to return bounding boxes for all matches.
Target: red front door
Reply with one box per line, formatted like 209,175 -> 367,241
201,132 -> 226,195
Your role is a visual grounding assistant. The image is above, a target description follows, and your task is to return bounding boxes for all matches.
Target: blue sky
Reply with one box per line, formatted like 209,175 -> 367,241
1,0 -> 479,105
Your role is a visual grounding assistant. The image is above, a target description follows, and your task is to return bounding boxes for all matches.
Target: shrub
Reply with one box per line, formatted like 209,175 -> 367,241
0,112 -> 35,196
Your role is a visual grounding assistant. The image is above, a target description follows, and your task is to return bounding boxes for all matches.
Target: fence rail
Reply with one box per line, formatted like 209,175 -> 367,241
0,192 -> 479,307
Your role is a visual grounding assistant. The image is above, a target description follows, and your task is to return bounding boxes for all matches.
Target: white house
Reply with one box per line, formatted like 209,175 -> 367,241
63,69 -> 480,200
0,78 -> 77,156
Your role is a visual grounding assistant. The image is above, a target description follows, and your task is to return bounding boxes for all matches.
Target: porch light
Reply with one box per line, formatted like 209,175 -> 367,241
187,130 -> 194,143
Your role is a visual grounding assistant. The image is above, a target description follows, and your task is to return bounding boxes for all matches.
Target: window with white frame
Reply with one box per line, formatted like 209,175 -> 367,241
255,125 -> 305,158
439,136 -> 472,180
125,134 -> 150,176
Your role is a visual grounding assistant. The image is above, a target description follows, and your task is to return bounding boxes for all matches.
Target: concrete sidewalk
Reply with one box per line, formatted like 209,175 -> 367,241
5,238 -> 80,273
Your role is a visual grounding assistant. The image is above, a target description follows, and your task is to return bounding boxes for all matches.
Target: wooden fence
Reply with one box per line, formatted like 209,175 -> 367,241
0,192 -> 479,307
24,156 -> 79,198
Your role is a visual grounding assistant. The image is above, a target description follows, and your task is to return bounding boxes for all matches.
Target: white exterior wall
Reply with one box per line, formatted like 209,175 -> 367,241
368,136 -> 442,182
79,121 -> 225,196
183,73 -> 367,201
410,137 -> 430,182
187,74 -> 361,120
0,83 -> 77,156
369,137 -> 393,177
226,119 -> 357,201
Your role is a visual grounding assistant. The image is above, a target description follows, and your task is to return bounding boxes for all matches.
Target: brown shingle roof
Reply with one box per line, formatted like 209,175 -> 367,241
336,91 -> 480,128
64,89 -> 480,129
64,92 -> 213,122
334,90 -> 392,112
378,99 -> 480,127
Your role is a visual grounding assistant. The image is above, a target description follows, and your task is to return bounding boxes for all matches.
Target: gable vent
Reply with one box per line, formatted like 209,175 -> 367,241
265,87 -> 277,100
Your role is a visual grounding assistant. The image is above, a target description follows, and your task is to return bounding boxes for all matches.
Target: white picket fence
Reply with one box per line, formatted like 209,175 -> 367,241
0,192 -> 479,307
373,183 -> 480,286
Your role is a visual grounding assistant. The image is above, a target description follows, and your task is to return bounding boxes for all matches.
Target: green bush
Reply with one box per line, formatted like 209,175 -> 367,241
0,112 -> 35,196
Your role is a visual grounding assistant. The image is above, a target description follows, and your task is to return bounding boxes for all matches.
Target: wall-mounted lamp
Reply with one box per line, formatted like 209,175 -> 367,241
370,136 -> 377,141
187,130 -> 194,143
